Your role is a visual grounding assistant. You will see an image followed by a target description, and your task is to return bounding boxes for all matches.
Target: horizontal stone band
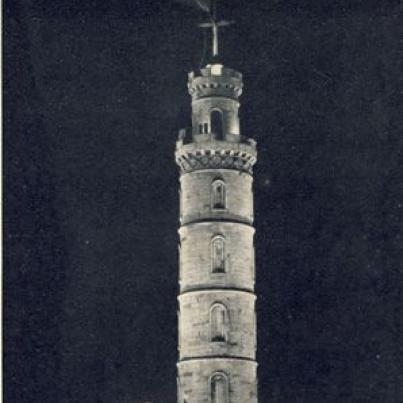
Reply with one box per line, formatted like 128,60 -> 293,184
178,287 -> 256,297
178,356 -> 257,363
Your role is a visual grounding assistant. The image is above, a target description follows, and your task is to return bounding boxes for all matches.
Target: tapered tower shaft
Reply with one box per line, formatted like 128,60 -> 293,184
175,63 -> 258,402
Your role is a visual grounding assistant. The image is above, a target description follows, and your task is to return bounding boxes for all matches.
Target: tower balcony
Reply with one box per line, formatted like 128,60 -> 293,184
175,138 -> 257,175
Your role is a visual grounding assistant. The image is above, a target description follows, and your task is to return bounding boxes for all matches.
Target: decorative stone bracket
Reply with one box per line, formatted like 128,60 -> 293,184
176,142 -> 257,175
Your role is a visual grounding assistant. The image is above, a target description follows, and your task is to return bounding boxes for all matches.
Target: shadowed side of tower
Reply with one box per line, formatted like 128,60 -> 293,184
175,63 -> 258,403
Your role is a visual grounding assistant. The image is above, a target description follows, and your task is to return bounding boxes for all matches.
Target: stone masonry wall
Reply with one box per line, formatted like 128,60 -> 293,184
178,290 -> 256,359
178,359 -> 258,403
180,170 -> 253,225
179,222 -> 255,292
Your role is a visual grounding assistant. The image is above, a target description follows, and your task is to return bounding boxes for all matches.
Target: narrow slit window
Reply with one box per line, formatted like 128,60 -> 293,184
211,372 -> 228,403
211,236 -> 225,273
210,304 -> 227,342
212,180 -> 226,209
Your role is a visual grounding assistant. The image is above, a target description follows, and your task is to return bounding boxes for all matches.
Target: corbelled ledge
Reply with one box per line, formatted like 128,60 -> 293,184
175,139 -> 257,175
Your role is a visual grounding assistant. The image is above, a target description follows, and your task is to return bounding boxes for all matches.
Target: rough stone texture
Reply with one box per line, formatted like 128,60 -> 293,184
176,64 -> 257,403
177,359 -> 258,403
180,170 -> 254,225
179,223 -> 255,292
178,290 -> 256,359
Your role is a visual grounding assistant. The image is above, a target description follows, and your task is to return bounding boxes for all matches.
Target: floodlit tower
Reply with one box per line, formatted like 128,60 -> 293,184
175,10 -> 258,403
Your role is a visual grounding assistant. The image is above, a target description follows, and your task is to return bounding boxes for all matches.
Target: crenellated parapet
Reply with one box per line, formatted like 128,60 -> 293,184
188,64 -> 243,101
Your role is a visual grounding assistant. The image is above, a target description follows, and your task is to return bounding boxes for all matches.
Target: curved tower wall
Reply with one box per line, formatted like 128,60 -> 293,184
179,170 -> 254,225
176,63 -> 258,403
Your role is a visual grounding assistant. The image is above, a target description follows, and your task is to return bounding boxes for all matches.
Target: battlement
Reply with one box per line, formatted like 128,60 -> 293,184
188,64 -> 243,101
189,64 -> 243,80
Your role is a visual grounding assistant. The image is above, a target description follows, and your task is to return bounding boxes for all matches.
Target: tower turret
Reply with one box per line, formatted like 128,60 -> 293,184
188,65 -> 242,142
176,64 -> 256,176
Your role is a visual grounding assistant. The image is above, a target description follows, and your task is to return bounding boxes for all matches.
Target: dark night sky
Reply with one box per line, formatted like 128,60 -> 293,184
4,0 -> 402,402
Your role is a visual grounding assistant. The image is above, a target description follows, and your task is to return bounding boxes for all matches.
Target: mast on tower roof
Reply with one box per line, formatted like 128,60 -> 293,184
198,0 -> 234,59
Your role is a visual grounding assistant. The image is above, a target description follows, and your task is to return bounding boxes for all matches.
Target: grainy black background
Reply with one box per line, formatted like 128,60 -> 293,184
4,0 -> 402,402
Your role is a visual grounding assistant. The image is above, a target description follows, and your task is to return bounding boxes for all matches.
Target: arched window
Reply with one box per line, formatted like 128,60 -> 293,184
211,110 -> 224,140
211,236 -> 226,273
211,180 -> 226,209
210,303 -> 228,342
210,372 -> 228,403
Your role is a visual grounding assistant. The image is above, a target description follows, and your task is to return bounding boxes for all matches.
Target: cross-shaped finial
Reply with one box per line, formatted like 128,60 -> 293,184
197,0 -> 233,58
199,19 -> 234,57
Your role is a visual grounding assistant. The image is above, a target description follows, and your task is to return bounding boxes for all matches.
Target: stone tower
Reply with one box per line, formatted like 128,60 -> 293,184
175,60 -> 258,402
